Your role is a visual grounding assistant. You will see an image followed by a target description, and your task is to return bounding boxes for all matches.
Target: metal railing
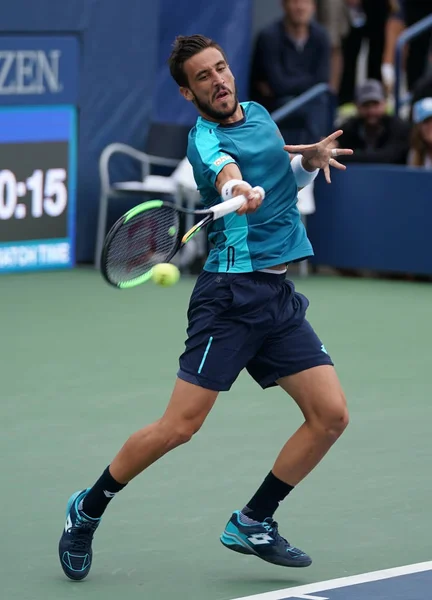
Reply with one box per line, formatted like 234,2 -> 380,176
395,14 -> 432,116
270,83 -> 331,123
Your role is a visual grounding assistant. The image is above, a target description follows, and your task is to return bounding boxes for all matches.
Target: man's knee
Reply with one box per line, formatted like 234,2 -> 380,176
159,414 -> 206,450
312,390 -> 349,440
279,366 -> 349,441
160,379 -> 218,450
170,419 -> 202,447
325,394 -> 349,438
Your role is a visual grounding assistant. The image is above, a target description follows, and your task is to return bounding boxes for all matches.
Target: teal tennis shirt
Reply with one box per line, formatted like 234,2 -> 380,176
187,101 -> 314,273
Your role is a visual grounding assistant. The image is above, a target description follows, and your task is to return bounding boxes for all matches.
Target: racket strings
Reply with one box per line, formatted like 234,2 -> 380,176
105,207 -> 179,284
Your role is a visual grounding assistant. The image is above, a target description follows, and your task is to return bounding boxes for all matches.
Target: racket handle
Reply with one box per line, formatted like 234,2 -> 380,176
210,195 -> 247,220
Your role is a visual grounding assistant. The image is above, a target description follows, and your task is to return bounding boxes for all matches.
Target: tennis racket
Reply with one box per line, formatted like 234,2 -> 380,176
100,194 -> 249,289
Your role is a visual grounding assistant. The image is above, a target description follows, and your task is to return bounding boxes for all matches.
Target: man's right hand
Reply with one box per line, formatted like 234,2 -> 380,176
234,184 -> 264,215
216,163 -> 264,215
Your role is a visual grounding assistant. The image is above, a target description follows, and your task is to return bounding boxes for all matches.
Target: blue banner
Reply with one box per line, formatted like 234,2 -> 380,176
0,36 -> 79,106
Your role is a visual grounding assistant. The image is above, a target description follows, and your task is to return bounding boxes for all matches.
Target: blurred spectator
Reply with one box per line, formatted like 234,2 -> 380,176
404,1 -> 432,91
315,0 -> 350,93
411,69 -> 432,106
381,1 -> 406,96
250,0 -> 331,143
407,97 -> 432,167
407,67 -> 432,121
338,79 -> 410,163
339,1 -> 390,106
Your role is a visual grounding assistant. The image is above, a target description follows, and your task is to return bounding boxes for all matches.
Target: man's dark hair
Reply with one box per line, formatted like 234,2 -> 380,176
168,34 -> 227,87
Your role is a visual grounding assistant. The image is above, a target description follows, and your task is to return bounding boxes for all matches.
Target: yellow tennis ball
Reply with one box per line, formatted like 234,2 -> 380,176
151,263 -> 180,287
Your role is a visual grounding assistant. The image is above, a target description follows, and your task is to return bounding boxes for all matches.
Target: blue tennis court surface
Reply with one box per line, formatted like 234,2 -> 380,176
232,562 -> 432,600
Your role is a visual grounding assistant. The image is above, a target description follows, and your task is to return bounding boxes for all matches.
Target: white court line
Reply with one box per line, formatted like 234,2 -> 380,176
295,596 -> 329,599
231,561 -> 432,600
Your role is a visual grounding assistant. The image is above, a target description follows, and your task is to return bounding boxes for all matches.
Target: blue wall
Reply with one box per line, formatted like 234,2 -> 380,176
309,166 -> 432,275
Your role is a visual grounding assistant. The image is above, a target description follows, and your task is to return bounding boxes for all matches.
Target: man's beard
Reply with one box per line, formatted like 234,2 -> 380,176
193,87 -> 239,121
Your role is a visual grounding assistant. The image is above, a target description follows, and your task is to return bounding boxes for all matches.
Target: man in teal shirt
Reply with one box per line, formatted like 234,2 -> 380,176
58,34 -> 353,582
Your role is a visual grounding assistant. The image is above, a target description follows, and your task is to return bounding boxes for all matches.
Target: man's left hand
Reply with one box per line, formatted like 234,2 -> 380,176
284,130 -> 353,184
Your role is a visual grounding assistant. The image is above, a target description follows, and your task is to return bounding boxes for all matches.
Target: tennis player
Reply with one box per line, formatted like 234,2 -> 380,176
59,34 -> 353,581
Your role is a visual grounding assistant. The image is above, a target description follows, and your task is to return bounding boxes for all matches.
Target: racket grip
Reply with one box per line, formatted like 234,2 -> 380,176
210,195 -> 247,220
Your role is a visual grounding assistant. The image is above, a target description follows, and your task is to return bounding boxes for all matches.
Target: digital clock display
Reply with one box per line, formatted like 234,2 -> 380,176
0,106 -> 76,272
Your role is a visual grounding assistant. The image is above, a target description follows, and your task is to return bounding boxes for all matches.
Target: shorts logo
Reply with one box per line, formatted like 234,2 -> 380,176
321,344 -> 328,354
214,155 -> 231,167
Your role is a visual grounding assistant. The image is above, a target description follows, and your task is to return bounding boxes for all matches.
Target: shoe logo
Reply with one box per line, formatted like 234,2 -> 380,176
103,490 -> 116,498
65,514 -> 73,533
247,533 -> 273,545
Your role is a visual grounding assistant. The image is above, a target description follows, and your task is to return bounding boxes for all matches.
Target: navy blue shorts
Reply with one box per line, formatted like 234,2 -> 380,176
178,271 -> 333,392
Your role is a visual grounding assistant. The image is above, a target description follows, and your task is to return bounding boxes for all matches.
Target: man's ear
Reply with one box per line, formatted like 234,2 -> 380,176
180,86 -> 194,102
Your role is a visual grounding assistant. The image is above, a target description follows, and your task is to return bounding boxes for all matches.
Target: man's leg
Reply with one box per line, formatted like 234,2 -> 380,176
58,378 -> 218,581
273,365 -> 348,484
339,25 -> 363,105
221,365 -> 347,568
220,280 -> 346,568
363,0 -> 390,84
108,378 -> 218,484
220,279 -> 349,567
316,0 -> 350,94
242,366 -> 348,523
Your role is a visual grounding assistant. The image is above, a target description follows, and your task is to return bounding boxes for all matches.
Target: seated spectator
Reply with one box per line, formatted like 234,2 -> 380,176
407,97 -> 432,168
250,0 -> 331,143
338,79 -> 411,163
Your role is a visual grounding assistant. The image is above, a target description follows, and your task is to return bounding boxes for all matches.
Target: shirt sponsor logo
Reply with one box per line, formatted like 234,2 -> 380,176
214,155 -> 231,167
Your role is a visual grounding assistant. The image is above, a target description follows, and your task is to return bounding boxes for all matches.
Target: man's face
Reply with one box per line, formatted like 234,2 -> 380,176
180,47 -> 238,121
282,0 -> 315,26
358,100 -> 386,127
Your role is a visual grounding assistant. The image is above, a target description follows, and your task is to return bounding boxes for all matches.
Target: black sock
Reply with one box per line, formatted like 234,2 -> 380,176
81,466 -> 127,519
242,471 -> 294,522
